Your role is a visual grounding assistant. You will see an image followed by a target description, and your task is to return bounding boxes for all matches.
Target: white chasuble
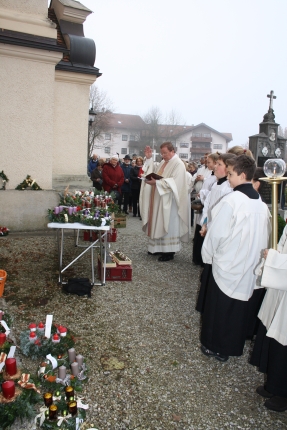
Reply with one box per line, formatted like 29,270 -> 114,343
139,155 -> 189,253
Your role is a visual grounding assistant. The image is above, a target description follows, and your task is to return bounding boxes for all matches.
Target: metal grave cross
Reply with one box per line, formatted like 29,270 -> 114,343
267,90 -> 277,110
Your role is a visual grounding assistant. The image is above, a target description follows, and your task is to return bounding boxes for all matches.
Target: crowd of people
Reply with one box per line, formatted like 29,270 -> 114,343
88,143 -> 287,413
88,153 -> 143,219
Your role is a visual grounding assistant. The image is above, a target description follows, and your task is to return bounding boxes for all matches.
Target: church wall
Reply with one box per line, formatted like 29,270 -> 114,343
0,0 -> 56,38
0,0 -> 48,15
0,44 -> 62,190
53,71 -> 97,183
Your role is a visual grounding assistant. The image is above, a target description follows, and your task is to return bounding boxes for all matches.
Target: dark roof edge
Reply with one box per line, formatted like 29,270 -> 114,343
0,29 -> 67,53
56,61 -> 102,77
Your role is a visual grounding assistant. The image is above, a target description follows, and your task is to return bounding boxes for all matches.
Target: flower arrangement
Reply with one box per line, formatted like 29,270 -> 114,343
48,207 -> 113,227
15,175 -> 42,190
0,170 -> 9,190
0,226 -> 10,236
20,323 -> 75,361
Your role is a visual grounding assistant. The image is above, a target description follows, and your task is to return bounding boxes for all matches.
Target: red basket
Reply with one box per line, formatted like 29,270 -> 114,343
107,228 -> 117,242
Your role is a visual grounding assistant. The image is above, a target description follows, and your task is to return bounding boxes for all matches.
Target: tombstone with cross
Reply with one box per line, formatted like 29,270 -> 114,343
249,90 -> 286,167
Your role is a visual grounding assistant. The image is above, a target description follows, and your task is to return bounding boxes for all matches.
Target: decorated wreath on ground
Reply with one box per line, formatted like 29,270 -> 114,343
20,323 -> 75,360
0,371 -> 42,429
15,175 -> 42,190
0,310 -> 13,355
0,226 -> 10,236
35,389 -> 88,429
37,350 -> 88,394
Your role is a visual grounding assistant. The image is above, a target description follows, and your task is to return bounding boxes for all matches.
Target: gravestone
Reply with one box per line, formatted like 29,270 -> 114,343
249,91 -> 287,205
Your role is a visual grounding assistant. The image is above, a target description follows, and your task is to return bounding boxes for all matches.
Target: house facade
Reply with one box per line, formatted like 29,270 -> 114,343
93,115 -> 232,161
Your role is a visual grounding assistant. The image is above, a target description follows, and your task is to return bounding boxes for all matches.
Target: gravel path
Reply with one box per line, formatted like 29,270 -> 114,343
0,217 -> 286,429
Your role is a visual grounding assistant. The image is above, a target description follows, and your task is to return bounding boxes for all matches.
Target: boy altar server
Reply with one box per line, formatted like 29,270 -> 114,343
250,224 -> 287,412
200,155 -> 271,361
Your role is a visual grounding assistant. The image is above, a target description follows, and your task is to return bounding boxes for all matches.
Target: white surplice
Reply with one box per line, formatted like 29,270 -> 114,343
202,190 -> 271,301
258,225 -> 287,345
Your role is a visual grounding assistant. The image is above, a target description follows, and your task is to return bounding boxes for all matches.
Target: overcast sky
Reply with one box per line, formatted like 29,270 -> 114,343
79,0 -> 287,146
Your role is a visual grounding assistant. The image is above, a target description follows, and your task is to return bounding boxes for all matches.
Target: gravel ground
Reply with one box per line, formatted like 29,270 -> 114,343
0,216 -> 287,429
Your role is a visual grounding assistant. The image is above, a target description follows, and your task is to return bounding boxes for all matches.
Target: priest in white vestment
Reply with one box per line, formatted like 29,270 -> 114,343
139,143 -> 189,262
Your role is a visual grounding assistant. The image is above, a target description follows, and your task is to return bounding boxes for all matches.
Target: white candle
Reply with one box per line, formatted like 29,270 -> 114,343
75,354 -> 83,366
68,348 -> 76,362
58,365 -> 66,380
71,362 -> 79,376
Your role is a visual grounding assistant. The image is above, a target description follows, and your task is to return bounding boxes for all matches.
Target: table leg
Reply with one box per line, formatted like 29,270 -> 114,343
91,236 -> 94,285
58,228 -> 64,284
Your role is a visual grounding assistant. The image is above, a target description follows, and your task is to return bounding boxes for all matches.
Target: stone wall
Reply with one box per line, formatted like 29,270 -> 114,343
0,190 -> 59,231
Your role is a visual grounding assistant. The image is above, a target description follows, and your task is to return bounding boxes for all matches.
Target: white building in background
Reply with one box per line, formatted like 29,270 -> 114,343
93,114 -> 232,161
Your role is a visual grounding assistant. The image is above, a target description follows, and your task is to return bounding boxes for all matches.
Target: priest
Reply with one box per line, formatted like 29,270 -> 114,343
140,143 -> 189,262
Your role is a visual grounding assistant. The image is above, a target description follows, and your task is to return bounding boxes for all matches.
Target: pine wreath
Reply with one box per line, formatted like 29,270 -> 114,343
20,325 -> 75,361
15,175 -> 42,190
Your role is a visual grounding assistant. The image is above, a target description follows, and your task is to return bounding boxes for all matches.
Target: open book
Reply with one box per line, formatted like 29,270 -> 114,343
144,172 -> 163,180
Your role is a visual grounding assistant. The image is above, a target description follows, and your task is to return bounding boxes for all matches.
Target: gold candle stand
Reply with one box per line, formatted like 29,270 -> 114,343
260,176 -> 287,249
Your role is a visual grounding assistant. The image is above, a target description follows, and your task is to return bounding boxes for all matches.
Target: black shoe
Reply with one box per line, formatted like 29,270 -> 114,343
264,396 -> 287,412
200,345 -> 229,362
158,253 -> 174,262
133,214 -> 136,217
139,217 -> 142,220
256,386 -> 273,398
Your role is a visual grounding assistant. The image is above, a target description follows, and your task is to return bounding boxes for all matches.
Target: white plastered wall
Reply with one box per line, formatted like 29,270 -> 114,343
53,71 -> 97,180
0,45 -> 62,190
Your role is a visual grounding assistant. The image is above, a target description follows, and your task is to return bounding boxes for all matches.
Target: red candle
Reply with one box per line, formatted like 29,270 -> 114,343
52,333 -> 60,343
38,322 -> 45,332
29,332 -> 37,342
2,380 -> 15,399
5,358 -> 17,376
29,323 -> 36,332
0,332 -> 6,346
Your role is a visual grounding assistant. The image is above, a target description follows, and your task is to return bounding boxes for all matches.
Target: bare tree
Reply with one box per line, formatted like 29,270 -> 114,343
88,84 -> 114,157
136,106 -> 185,159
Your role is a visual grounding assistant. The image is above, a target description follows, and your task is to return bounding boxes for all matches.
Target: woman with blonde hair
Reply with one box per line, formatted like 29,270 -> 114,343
227,145 -> 254,158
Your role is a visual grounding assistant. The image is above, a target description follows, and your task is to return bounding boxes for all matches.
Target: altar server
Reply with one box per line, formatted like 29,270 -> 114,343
200,155 -> 271,361
250,225 -> 287,412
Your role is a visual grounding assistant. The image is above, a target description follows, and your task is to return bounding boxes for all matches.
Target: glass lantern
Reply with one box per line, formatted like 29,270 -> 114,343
263,158 -> 286,178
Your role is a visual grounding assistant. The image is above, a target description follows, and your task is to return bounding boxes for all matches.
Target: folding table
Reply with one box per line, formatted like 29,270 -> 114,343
47,223 -> 110,285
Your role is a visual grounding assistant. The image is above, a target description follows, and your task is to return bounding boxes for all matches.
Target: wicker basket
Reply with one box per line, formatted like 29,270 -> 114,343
0,270 -> 7,297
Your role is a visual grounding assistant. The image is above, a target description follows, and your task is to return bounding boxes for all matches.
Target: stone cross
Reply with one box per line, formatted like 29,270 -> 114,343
267,90 -> 276,110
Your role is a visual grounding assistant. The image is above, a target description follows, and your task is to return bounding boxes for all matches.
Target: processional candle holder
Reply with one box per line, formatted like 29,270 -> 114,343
261,158 -> 287,249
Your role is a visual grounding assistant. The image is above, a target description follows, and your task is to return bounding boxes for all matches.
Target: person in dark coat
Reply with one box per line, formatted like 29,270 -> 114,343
130,156 -> 144,218
121,154 -> 133,214
88,154 -> 98,176
91,159 -> 104,191
102,154 -> 124,206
